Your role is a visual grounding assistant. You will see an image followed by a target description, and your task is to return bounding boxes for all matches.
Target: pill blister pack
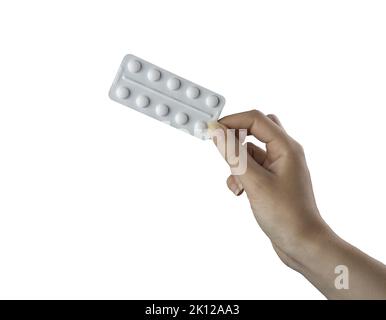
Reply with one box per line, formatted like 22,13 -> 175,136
109,54 -> 225,139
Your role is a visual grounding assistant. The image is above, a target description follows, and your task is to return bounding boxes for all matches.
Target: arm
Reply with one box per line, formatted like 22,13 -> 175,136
209,110 -> 386,299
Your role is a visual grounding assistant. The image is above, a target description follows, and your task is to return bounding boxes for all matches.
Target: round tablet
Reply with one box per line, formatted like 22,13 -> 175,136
136,95 -> 150,108
194,120 -> 208,132
175,112 -> 189,125
167,77 -> 181,90
127,59 -> 142,73
155,104 -> 169,117
115,87 -> 130,99
206,95 -> 219,108
186,86 -> 200,99
147,69 -> 161,81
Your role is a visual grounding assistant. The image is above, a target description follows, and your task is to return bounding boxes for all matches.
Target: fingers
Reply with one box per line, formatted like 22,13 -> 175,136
209,121 -> 270,185
219,110 -> 296,165
246,142 -> 266,165
219,110 -> 286,145
226,175 -> 244,196
230,143 -> 265,195
267,114 -> 285,130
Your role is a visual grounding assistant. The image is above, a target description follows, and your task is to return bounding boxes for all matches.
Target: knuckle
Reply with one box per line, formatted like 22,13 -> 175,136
290,139 -> 305,155
250,109 -> 263,118
281,136 -> 304,156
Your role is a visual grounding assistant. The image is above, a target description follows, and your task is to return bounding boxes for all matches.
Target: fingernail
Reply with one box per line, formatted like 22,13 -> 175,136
207,121 -> 220,138
229,183 -> 242,196
207,121 -> 220,130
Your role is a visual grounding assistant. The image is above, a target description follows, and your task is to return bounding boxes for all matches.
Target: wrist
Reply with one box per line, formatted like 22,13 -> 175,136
292,222 -> 339,273
280,219 -> 336,273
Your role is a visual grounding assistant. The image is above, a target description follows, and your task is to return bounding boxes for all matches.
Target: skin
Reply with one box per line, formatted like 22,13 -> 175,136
209,110 -> 386,300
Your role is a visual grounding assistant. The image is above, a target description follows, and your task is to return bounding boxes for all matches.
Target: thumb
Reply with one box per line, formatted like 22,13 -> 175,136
208,121 -> 270,192
226,175 -> 244,196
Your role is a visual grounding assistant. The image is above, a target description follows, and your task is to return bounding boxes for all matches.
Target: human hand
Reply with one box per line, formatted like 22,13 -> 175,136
209,110 -> 327,269
209,110 -> 386,299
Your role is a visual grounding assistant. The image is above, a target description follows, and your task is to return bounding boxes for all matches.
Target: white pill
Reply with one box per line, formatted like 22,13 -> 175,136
155,104 -> 169,117
115,87 -> 130,99
186,86 -> 200,99
136,95 -> 150,108
194,121 -> 207,131
147,69 -> 161,81
206,95 -> 219,108
167,78 -> 181,90
175,112 -> 189,125
127,59 -> 142,73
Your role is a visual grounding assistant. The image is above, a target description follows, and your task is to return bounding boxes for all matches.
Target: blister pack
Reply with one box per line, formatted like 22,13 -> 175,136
109,54 -> 225,139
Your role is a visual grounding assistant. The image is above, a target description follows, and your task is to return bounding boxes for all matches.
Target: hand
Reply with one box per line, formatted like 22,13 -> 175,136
209,110 -> 386,299
209,110 -> 326,267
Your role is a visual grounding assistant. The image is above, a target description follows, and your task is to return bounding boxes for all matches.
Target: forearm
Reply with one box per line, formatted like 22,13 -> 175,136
294,227 -> 386,299
212,110 -> 386,299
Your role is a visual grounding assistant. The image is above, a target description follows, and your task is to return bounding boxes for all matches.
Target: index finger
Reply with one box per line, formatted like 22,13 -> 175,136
219,110 -> 286,144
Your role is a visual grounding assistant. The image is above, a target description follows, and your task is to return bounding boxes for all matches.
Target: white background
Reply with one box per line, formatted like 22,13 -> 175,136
0,0 -> 385,299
